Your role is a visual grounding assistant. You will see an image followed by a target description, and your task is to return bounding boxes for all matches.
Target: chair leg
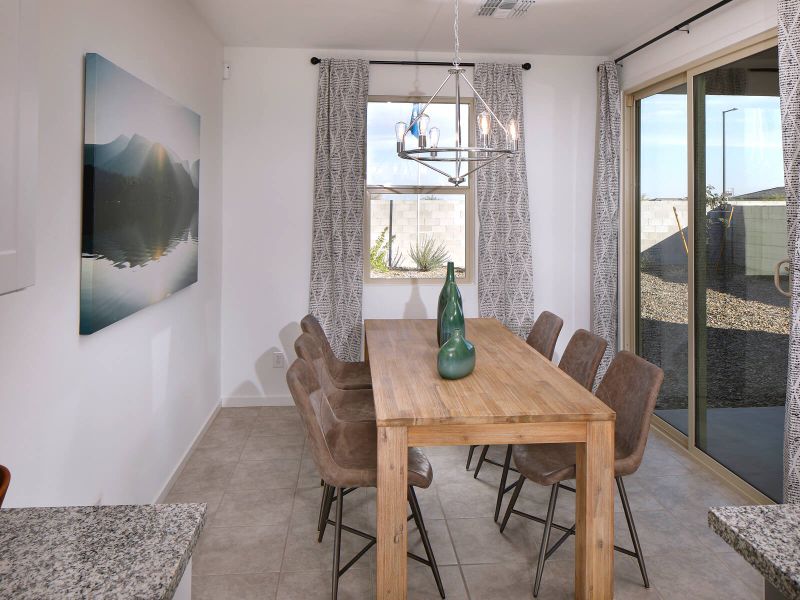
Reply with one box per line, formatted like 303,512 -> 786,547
317,483 -> 329,532
318,484 -> 335,543
494,444 -> 513,522
408,487 -> 445,599
473,445 -> 490,479
331,486 -> 344,600
533,484 -> 559,597
499,475 -> 525,533
466,445 -> 477,470
617,476 -> 650,588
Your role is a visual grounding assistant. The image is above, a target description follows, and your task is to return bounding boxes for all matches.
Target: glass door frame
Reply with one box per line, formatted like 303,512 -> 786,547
621,30 -> 779,506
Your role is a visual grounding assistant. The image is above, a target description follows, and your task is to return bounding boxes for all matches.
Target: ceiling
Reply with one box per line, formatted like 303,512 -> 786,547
188,0 -> 717,57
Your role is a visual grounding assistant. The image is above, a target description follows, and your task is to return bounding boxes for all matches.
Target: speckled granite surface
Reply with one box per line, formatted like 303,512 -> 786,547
709,504 -> 800,599
0,503 -> 206,599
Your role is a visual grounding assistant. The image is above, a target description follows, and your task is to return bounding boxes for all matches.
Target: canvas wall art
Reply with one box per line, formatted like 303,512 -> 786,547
81,53 -> 200,334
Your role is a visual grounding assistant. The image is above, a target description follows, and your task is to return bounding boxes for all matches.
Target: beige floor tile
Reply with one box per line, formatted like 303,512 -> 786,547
193,525 -> 288,575
197,417 -> 253,450
170,462 -> 236,495
648,550 -> 761,600
276,568 -> 372,600
281,521 -> 375,572
242,435 -> 305,461
192,573 -> 279,600
251,416 -> 304,438
162,489 -> 224,520
219,407 -> 264,420
408,518 -> 458,566
448,517 -> 536,565
228,459 -> 301,491
406,565 -> 468,600
535,556 -> 661,600
259,406 -> 301,419
212,489 -> 295,528
437,480 -> 502,519
461,562 -> 534,600
616,509 -> 709,558
297,458 -> 322,489
717,551 -> 765,598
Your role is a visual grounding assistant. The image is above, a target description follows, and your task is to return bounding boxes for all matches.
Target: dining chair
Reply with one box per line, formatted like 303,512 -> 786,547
301,314 -> 372,390
499,351 -> 664,597
466,311 -> 565,477
0,465 -> 10,508
286,358 -> 445,599
491,329 -> 608,521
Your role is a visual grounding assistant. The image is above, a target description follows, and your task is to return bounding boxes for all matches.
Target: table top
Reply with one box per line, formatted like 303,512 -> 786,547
365,318 -> 615,427
0,503 -> 205,600
709,504 -> 800,600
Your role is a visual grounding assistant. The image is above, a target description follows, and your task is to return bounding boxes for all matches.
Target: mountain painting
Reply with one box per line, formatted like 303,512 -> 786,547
81,53 -> 200,334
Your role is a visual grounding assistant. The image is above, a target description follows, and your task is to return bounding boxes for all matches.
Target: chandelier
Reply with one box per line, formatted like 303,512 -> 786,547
394,0 -> 519,186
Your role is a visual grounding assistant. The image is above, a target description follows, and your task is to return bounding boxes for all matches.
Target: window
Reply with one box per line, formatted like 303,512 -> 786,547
365,96 -> 474,282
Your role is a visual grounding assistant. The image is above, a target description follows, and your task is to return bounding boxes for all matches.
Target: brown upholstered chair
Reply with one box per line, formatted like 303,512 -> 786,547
467,311 -> 565,477
294,333 -> 375,422
286,358 -> 444,599
0,465 -> 9,508
301,314 -> 372,390
499,351 -> 664,597
490,329 -> 608,522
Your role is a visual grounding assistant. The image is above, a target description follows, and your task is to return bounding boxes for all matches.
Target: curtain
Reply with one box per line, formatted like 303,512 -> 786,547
780,0 -> 800,503
473,63 -> 535,338
308,59 -> 369,361
591,61 -> 622,382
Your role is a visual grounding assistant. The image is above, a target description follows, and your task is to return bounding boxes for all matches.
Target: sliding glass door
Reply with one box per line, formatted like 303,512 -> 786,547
693,47 -> 787,502
632,39 -> 786,501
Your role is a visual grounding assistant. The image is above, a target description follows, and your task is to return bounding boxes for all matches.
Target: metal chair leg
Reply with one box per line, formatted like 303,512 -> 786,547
494,445 -> 513,522
331,486 -> 344,600
500,475 -> 525,533
617,476 -> 650,588
473,445 -> 490,479
318,483 -> 335,542
466,445 -> 477,470
533,484 -> 559,597
318,483 -> 330,533
408,487 -> 445,599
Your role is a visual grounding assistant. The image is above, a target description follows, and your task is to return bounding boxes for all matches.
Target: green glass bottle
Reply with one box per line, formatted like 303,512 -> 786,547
437,262 -> 462,346
437,328 -> 476,380
439,291 -> 466,347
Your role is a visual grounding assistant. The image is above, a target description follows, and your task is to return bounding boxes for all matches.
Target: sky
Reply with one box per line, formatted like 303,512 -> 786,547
639,92 -> 783,199
85,53 -> 201,163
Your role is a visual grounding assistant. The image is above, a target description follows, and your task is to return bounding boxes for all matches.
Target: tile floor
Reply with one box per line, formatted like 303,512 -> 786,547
167,406 -> 765,599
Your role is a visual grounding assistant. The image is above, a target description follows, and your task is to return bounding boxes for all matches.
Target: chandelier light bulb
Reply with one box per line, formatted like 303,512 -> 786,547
418,114 -> 431,148
508,119 -> 518,150
395,121 -> 407,152
479,111 -> 491,147
429,127 -> 440,157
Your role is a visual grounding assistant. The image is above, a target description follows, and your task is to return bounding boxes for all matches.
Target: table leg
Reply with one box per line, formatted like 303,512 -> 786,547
377,426 -> 408,599
575,420 -> 614,600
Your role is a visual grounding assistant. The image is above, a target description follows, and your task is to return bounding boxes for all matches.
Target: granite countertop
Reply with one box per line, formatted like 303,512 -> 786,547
0,503 -> 206,600
709,504 -> 800,599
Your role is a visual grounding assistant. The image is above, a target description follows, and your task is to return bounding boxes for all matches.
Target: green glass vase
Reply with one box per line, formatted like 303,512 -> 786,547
437,262 -> 463,346
439,292 -> 465,347
437,328 -> 476,380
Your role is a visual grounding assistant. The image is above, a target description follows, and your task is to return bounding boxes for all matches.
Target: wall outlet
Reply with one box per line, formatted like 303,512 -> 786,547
273,351 -> 286,369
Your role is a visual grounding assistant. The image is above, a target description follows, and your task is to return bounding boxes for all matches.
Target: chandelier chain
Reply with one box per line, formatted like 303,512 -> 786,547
453,0 -> 460,67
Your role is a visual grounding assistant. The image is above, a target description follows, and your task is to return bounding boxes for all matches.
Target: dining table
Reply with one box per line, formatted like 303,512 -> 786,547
364,317 -> 617,600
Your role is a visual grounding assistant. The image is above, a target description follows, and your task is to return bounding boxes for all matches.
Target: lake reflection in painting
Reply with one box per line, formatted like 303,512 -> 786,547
81,53 -> 200,334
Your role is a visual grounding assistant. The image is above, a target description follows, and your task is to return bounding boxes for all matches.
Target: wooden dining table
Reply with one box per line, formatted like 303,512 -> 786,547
364,317 -> 616,600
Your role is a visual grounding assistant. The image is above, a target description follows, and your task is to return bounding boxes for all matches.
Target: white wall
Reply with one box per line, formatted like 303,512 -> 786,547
0,0 -> 224,507
617,0 -> 777,90
221,47 -> 601,404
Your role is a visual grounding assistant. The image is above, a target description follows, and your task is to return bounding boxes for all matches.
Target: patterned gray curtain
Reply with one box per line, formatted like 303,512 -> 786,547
473,63 -> 535,338
591,61 -> 622,381
779,0 -> 800,503
308,59 -> 369,361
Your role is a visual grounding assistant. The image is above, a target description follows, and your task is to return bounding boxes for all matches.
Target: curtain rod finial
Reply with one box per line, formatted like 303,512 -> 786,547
522,62 -> 532,70
310,56 -> 321,65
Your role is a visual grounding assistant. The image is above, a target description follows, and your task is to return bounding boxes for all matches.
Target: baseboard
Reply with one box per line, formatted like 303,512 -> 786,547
154,401 -> 221,504
221,395 -> 293,407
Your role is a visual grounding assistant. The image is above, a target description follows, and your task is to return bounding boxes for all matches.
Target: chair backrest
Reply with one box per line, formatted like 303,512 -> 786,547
301,314 -> 341,374
526,311 -> 564,360
0,465 -> 9,508
286,358 -> 376,488
294,332 -> 340,397
558,329 -> 608,391
595,351 -> 664,471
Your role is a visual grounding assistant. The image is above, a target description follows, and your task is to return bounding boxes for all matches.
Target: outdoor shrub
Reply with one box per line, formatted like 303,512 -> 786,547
408,236 -> 449,271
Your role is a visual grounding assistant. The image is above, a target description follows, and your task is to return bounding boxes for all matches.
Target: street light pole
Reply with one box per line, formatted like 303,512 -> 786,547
722,107 -> 738,199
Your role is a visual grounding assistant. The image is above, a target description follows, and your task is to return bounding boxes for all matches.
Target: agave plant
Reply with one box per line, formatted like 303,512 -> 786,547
408,236 -> 450,272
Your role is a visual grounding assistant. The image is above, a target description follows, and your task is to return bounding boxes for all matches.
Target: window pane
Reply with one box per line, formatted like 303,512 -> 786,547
367,101 -> 471,187
636,84 -> 689,436
369,193 -> 466,279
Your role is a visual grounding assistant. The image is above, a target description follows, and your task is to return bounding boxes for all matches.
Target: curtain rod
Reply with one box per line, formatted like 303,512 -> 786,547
310,57 -> 532,70
611,0 -> 737,65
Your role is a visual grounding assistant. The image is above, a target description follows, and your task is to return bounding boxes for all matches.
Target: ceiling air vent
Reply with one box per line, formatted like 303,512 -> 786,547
475,0 -> 534,19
